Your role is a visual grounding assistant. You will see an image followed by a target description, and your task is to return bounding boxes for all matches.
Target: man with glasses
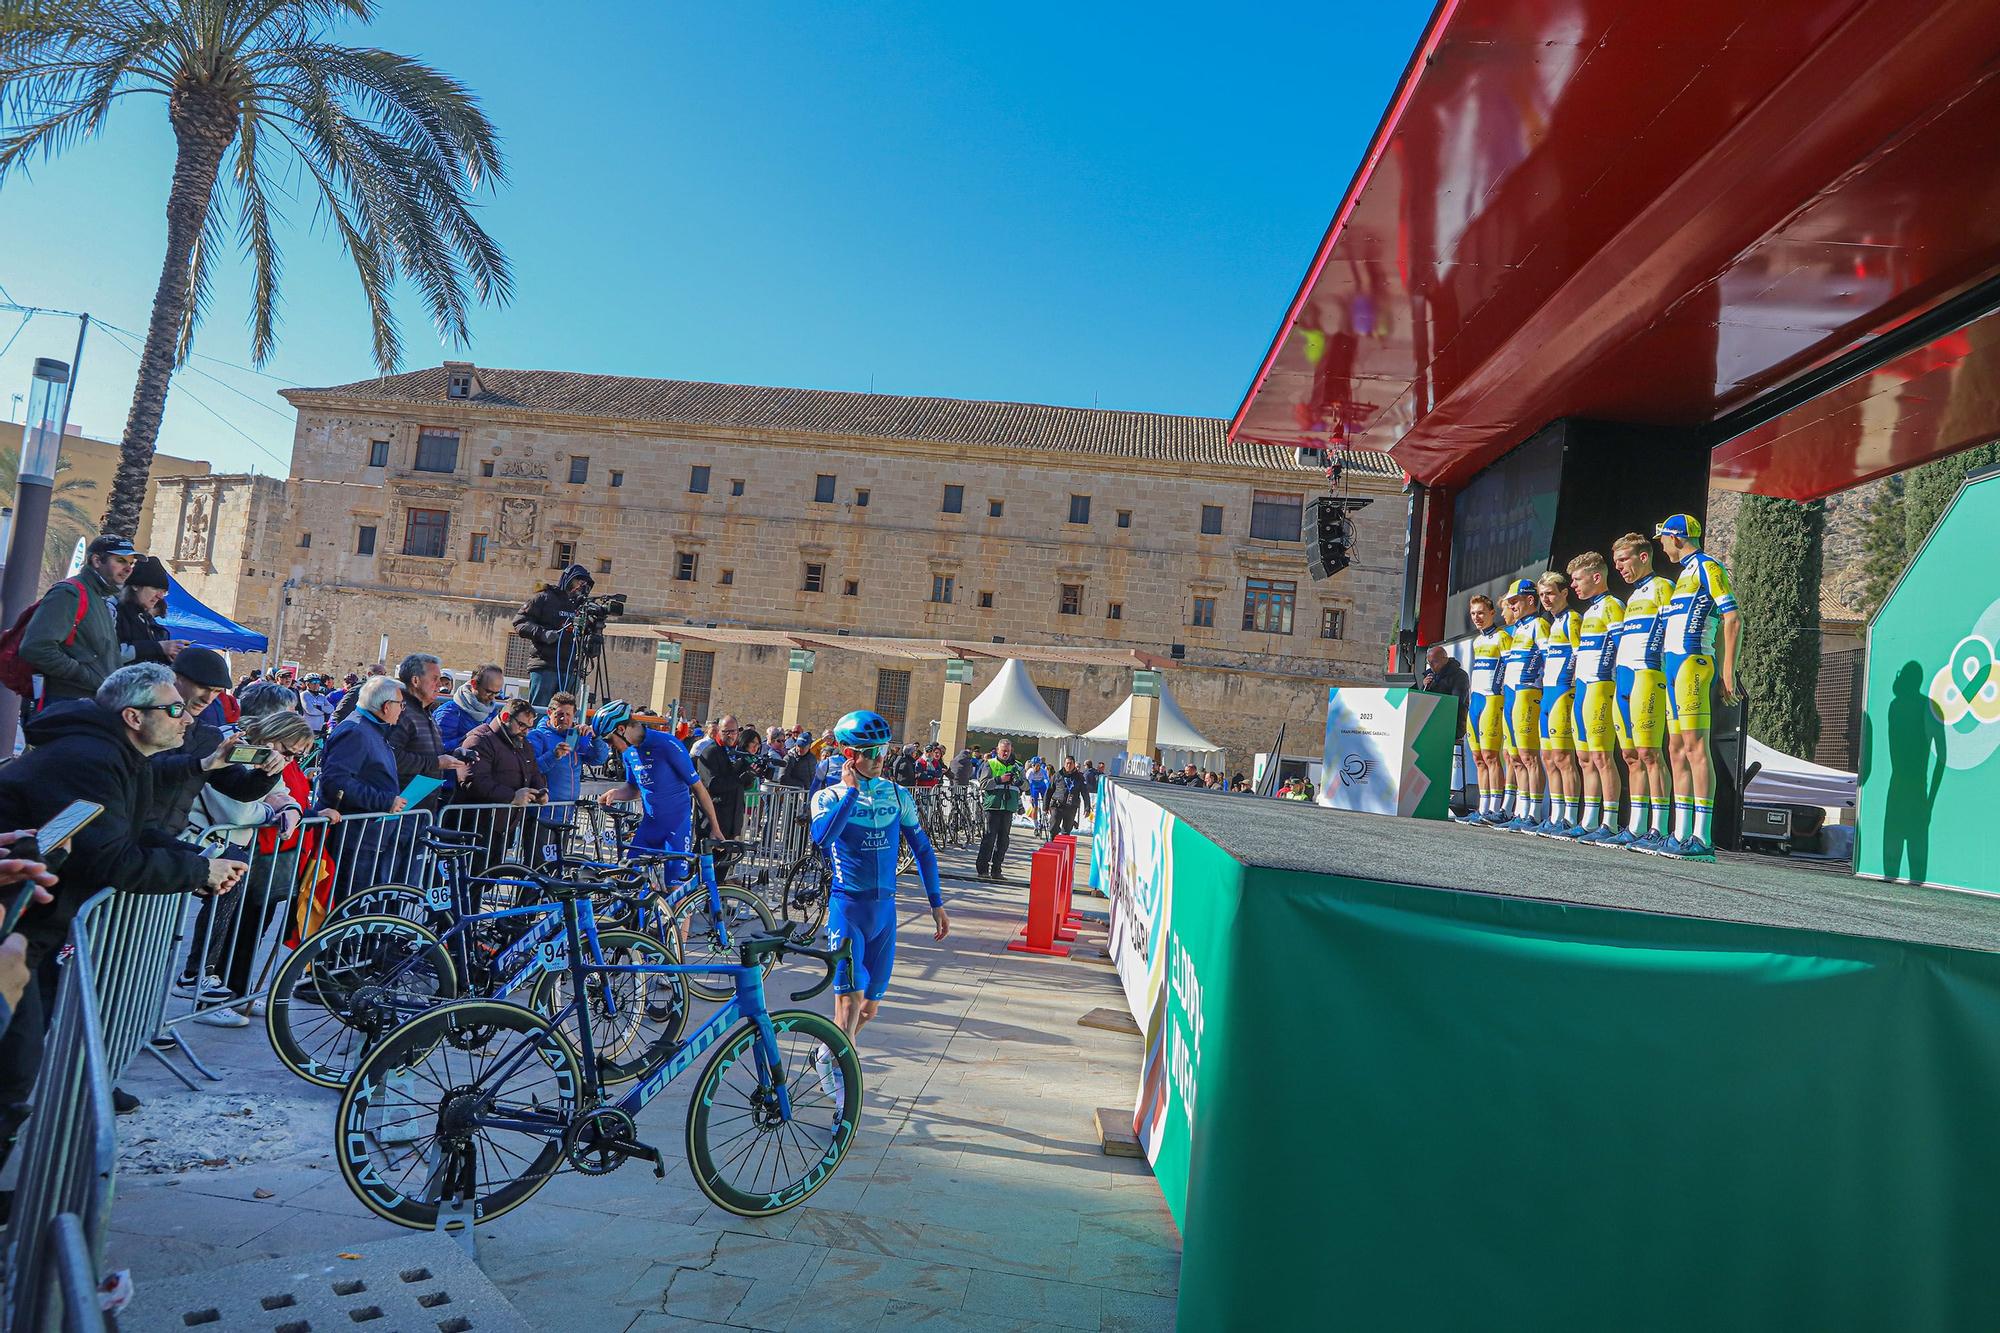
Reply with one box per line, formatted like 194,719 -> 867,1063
18,533 -> 139,707
698,715 -> 749,839
457,699 -> 549,807
434,663 -> 505,752
298,674 -> 337,733
809,709 -> 947,1056
149,647 -> 286,837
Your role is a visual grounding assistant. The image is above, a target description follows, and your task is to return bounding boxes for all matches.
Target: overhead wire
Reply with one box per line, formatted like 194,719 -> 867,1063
93,322 -> 293,471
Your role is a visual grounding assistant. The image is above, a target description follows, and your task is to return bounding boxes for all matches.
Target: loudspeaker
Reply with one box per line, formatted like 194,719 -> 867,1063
1306,497 -> 1352,580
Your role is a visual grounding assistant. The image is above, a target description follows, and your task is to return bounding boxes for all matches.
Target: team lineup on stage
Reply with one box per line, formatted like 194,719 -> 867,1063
1459,513 -> 1741,861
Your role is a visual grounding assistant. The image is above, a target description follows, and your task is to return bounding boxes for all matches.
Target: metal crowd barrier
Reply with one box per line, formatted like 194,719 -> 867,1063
738,784 -> 811,875
4,892 -> 116,1333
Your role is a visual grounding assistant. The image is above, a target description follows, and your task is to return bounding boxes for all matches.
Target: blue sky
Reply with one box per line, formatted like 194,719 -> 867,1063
0,1 -> 1432,476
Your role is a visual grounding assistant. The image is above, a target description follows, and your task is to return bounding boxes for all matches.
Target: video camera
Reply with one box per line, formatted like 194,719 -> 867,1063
578,591 -> 628,623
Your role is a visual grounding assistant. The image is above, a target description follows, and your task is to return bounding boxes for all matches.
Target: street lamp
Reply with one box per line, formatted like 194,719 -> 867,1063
0,358 -> 73,750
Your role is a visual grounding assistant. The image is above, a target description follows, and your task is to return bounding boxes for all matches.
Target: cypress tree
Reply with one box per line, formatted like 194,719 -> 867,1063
1731,495 -> 1824,757
1904,441 -> 2000,559
1856,474 -> 1906,616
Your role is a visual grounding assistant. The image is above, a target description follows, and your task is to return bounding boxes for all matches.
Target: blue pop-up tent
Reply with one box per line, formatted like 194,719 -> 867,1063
161,573 -> 267,652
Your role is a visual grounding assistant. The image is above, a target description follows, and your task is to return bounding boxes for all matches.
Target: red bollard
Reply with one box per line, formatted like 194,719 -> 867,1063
1052,836 -> 1083,925
1007,847 -> 1072,957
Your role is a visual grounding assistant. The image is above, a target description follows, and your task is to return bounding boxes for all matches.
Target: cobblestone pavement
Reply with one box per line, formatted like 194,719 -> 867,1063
105,844 -> 1179,1331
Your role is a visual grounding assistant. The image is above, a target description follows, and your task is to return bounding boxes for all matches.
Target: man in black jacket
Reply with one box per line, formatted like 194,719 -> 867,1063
514,564 -> 594,706
147,647 -> 284,834
698,717 -> 748,838
0,663 -> 246,1160
1048,756 -> 1093,837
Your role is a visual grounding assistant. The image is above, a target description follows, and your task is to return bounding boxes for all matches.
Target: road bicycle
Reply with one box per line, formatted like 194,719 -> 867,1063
335,873 -> 860,1228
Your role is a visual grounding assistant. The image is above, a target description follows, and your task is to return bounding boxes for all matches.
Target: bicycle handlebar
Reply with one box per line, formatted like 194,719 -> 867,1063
733,929 -> 851,1003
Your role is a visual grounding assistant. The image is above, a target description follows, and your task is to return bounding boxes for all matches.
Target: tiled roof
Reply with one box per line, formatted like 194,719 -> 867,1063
286,365 -> 1402,477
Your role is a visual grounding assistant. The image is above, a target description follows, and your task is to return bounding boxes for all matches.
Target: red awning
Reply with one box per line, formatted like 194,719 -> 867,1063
1230,0 -> 2000,500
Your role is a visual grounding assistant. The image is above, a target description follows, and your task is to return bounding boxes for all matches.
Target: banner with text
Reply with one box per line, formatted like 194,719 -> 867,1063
1318,686 -> 1454,819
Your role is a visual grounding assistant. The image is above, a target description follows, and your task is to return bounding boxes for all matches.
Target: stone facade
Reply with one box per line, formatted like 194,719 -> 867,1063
173,363 -> 1409,765
152,473 -> 291,640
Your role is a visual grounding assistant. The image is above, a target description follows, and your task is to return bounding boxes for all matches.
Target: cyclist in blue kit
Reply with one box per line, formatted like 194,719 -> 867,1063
592,699 -> 722,853
809,710 -> 949,1052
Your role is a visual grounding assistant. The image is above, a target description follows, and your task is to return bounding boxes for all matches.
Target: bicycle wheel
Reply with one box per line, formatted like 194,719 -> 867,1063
670,885 -> 777,1004
329,883 -> 434,928
527,929 -> 688,1084
337,999 -> 581,1230
779,855 -> 830,943
266,915 -> 457,1089
686,1009 -> 861,1217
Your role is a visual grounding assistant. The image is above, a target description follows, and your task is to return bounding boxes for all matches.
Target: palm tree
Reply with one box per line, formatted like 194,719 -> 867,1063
0,1 -> 512,537
0,452 -> 99,582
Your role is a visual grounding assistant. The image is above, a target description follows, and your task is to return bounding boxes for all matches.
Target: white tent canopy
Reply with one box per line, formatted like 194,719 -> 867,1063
966,659 -> 1075,740
1744,736 -> 1857,808
1081,680 -> 1224,771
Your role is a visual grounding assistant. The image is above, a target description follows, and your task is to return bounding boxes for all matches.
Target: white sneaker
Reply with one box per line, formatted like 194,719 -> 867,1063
248,996 -> 269,1019
195,1006 -> 251,1028
811,1045 -> 842,1100
174,973 -> 232,1003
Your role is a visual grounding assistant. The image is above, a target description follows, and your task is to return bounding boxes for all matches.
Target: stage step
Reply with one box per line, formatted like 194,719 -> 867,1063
1094,1107 -> 1145,1158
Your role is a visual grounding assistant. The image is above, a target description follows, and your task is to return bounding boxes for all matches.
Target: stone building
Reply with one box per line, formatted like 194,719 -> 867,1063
0,422 -> 206,563
176,361 -> 1409,763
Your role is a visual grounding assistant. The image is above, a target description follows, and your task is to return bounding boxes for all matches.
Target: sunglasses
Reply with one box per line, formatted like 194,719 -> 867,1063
847,744 -> 892,760
132,702 -> 189,718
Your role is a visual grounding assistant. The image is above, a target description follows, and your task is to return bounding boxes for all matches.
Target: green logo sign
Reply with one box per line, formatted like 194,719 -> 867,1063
945,659 -> 973,684
1132,670 -> 1161,698
789,649 -> 817,674
654,641 -> 681,663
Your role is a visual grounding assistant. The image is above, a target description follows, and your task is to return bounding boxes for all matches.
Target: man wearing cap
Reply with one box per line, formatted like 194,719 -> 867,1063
298,674 -> 337,732
18,534 -> 136,706
1653,514 -> 1741,860
147,646 -> 287,836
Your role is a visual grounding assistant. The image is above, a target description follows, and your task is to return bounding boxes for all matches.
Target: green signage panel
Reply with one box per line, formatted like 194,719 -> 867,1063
945,659 -> 973,684
1132,669 -> 1161,698
788,648 -> 816,674
654,641 -> 681,663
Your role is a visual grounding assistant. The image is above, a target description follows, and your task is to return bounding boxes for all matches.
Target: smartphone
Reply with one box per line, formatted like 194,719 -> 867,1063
225,744 -> 274,766
0,798 -> 101,933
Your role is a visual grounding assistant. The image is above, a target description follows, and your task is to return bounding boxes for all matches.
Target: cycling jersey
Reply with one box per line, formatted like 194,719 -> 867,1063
810,776 -> 943,1000
620,728 -> 703,854
1614,575 -> 1676,671
809,752 -> 846,795
1468,625 -> 1507,697
1574,595 -> 1623,683
1500,615 -> 1546,690
1537,609 -> 1579,694
1659,552 -> 1738,658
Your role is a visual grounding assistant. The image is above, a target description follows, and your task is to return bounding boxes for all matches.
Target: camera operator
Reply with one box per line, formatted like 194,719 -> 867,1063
514,564 -> 596,707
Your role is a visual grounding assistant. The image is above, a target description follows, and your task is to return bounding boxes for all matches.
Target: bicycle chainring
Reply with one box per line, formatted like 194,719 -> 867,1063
564,1105 -> 639,1175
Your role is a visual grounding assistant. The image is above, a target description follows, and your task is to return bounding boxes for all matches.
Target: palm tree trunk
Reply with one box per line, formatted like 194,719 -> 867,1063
100,91 -> 238,539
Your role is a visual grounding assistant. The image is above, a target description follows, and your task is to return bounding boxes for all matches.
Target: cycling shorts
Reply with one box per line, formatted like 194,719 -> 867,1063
1468,691 -> 1505,753
1665,653 -> 1715,735
1615,666 -> 1667,750
1503,687 -> 1541,754
826,892 -> 897,1001
1574,680 -> 1617,754
1539,687 -> 1576,751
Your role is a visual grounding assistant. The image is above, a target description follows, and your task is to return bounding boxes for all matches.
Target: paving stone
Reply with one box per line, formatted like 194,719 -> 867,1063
960,1269 -> 1106,1330
1098,1287 -> 1178,1332
806,1246 -> 972,1310
880,1298 -> 1051,1331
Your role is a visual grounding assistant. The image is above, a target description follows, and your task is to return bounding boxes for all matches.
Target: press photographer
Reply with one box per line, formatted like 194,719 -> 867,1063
513,564 -> 625,706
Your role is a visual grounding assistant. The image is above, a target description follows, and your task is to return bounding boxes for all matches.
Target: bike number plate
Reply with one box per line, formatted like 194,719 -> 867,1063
539,936 -> 570,971
423,883 -> 452,911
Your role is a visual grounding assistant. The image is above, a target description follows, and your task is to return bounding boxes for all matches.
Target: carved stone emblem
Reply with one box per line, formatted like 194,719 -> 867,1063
498,459 -> 549,480
499,496 -> 539,546
177,493 -> 212,565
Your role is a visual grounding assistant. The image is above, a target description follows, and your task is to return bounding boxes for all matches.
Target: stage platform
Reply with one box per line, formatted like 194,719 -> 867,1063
1137,782 -> 2000,953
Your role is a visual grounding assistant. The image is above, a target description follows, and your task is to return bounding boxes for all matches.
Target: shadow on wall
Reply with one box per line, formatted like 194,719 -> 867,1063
1869,661 -> 1948,884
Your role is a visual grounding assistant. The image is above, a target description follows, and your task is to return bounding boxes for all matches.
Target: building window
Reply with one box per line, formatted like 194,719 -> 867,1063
610,470 -> 624,488
978,590 -> 994,609
1243,578 -> 1297,634
1107,602 -> 1123,621
988,498 -> 1004,518
1068,494 -> 1091,525
803,562 -> 825,593
854,488 -> 870,507
730,479 -> 745,497
689,465 -> 709,493
468,532 -> 488,563
569,456 -> 590,484
447,371 -> 473,399
1036,685 -> 1071,724
814,475 -> 837,504
298,531 -> 312,549
681,649 -> 715,722
1250,490 -> 1304,542
554,539 -> 575,569
1060,584 -> 1083,615
1320,607 -> 1347,640
874,668 -> 912,739
675,551 -> 698,582
1191,596 -> 1216,628
719,568 -> 734,586
598,557 -> 613,575
1116,509 -> 1131,529
942,484 -> 964,514
843,579 -> 859,597
404,508 -> 449,559
1200,504 -> 1223,535
930,575 -> 955,604
504,636 -> 534,676
355,525 -> 375,556
367,440 -> 389,468
480,459 -> 495,477
413,428 -> 459,474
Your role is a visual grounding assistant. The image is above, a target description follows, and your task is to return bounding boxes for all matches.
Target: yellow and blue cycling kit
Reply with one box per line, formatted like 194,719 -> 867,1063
1613,573 -> 1674,749
1467,624 -> 1508,752
1659,553 -> 1738,733
1572,593 -> 1624,753
809,776 -> 942,1000
1500,615 -> 1545,753
1537,608 -> 1579,751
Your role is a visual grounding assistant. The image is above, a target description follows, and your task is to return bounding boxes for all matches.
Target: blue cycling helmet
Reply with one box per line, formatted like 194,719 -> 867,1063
833,709 -> 894,748
592,699 -> 635,733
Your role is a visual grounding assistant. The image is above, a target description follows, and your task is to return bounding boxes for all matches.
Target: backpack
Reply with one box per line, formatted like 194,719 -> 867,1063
0,578 -> 90,699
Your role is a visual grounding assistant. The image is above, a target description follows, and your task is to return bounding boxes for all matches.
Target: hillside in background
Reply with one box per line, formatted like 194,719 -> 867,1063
1704,480 -> 1881,621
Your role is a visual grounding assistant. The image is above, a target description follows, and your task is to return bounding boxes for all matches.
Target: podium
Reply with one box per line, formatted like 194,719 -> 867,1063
1317,686 -> 1456,819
